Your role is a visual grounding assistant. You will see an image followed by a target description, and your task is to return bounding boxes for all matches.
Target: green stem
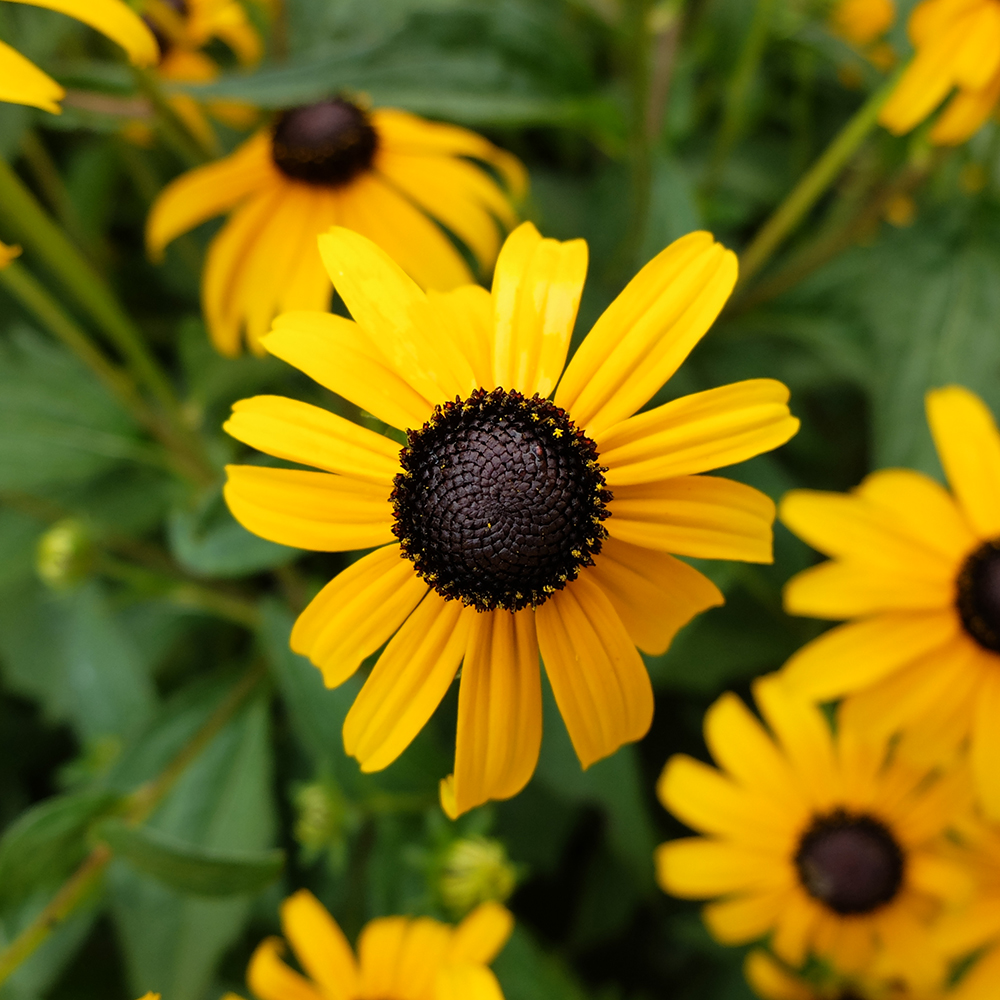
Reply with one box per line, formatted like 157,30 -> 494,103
0,261 -> 158,434
19,131 -> 92,255
0,664 -> 265,985
0,156 -> 217,485
131,67 -> 216,166
704,0 -> 776,193
736,67 -> 904,290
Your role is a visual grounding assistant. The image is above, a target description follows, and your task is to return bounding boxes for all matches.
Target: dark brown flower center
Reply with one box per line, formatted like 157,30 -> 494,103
795,810 -> 904,915
957,540 -> 1000,653
391,388 -> 611,613
271,99 -> 378,186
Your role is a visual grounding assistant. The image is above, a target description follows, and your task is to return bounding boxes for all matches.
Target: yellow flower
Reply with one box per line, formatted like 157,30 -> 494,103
222,223 -> 799,816
879,0 -> 1000,145
831,0 -> 896,48
239,890 -> 512,1000
146,100 -> 527,356
656,675 -> 968,984
0,0 -> 157,114
0,240 -> 22,268
779,386 -> 1000,819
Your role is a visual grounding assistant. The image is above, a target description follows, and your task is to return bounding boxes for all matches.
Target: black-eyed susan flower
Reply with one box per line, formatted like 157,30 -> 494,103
780,386 -> 1000,819
879,0 -> 1000,145
237,890 -> 511,1000
222,223 -> 799,815
146,100 -> 527,355
0,0 -> 157,113
657,675 -> 969,984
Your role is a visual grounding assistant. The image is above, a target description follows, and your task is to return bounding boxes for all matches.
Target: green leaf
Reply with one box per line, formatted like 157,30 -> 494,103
168,491 -> 299,578
0,788 -> 120,908
107,687 -> 276,1000
0,328 -> 148,491
0,580 -> 156,743
492,925 -> 588,1000
100,820 -> 283,897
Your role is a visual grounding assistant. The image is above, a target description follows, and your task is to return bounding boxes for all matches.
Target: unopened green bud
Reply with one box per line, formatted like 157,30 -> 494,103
439,837 -> 517,916
36,519 -> 94,590
293,780 -> 346,854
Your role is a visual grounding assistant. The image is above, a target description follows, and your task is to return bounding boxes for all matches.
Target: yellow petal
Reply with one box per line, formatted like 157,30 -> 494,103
343,592 -> 474,772
555,231 -> 737,437
930,67 -> 1000,145
291,545 -> 427,689
434,965 -> 504,1000
317,226 -> 475,404
378,149 -> 513,271
743,950 -> 814,1000
390,917 -> 452,1000
18,0 -> 158,65
657,755 -> 792,851
247,938 -> 325,1000
0,39 -> 63,113
0,240 -> 21,268
146,135 -> 274,259
608,475 -> 776,563
597,379 -> 799,484
701,890 -> 787,945
926,385 -> 1000,538
491,222 -> 588,398
373,108 -> 527,199
336,172 -> 473,291
264,311 -> 433,431
223,464 -> 394,552
703,692 -> 805,817
535,574 -> 653,769
358,917 -> 408,999
280,890 -> 358,1000
972,667 -> 1000,821
451,609 -> 542,816
770,891 -> 824,969
586,537 -> 722,655
223,395 -> 400,484
783,559 -> 954,620
779,609 -> 961,700
427,284 -> 495,391
449,902 -> 514,964
655,838 -> 791,898
202,188 -> 286,356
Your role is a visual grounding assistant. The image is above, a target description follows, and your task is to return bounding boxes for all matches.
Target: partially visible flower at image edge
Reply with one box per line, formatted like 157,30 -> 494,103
0,0 -> 158,114
779,385 -> 1000,820
656,674 -> 969,985
146,97 -> 527,355
879,0 -> 1000,145
225,890 -> 512,1000
221,221 -> 799,816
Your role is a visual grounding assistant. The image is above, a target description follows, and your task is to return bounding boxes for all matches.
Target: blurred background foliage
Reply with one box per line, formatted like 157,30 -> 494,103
0,0 -> 998,999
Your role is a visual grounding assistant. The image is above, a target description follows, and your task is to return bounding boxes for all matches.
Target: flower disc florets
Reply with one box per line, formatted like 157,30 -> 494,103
795,809 -> 904,915
271,98 -> 378,186
957,539 -> 1000,653
391,388 -> 612,613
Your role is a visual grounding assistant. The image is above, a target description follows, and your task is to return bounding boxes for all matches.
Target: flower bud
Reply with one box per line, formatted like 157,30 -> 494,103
439,837 -> 517,916
36,519 -> 94,590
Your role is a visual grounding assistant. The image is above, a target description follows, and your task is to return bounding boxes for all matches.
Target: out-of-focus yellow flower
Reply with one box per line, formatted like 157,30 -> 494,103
0,0 -> 157,113
780,386 -> 1000,821
236,890 -> 512,1000
657,674 -> 969,986
0,240 -> 22,268
880,0 -> 1000,145
147,100 -> 528,355
831,0 -> 896,48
